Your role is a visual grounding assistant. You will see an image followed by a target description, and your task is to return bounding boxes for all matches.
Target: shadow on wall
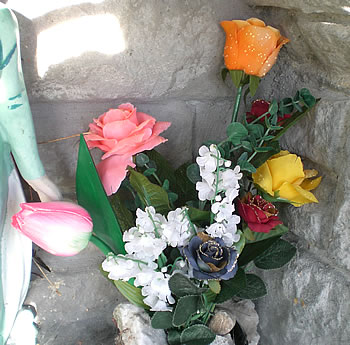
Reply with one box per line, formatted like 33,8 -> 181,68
9,0 -> 126,80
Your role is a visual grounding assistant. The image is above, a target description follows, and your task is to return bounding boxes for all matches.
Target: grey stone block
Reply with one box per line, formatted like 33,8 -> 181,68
256,248 -> 350,345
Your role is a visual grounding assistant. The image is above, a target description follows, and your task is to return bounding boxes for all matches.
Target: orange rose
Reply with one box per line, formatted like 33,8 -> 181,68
221,18 -> 289,77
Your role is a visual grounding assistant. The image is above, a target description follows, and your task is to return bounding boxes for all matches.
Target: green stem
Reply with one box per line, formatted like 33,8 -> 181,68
116,255 -> 148,266
249,111 -> 270,125
146,208 -> 161,238
203,302 -> 216,324
231,85 -> 243,123
210,147 -> 222,224
247,128 -> 271,163
90,235 -> 114,255
144,163 -> 162,186
184,208 -> 197,236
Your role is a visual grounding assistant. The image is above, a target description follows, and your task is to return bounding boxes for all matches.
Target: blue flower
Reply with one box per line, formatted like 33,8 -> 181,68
183,233 -> 238,280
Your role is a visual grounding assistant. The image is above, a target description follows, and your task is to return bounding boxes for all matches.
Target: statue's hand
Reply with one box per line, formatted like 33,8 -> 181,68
26,175 -> 62,202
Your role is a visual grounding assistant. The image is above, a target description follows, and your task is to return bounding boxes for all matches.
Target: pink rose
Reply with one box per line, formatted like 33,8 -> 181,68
85,103 -> 171,195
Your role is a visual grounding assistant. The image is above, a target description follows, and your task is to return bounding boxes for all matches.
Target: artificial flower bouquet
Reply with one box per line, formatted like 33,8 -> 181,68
76,18 -> 321,345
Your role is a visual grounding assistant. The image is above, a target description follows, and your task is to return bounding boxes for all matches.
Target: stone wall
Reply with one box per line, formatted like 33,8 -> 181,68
5,0 -> 349,344
247,1 -> 350,344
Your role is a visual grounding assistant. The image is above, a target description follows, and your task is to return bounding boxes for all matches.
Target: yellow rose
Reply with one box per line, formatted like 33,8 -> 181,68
252,151 -> 322,207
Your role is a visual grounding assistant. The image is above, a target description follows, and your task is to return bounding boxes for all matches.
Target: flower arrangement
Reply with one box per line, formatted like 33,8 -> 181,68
76,17 -> 321,344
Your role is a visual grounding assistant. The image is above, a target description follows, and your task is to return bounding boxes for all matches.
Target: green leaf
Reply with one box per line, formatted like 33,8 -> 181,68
146,150 -> 177,189
204,289 -> 218,303
162,179 -> 170,191
243,225 -> 255,241
169,273 -> 205,297
221,67 -> 229,82
180,325 -> 216,345
249,75 -> 260,97
230,70 -> 244,88
173,295 -> 200,327
227,122 -> 248,145
246,123 -> 264,139
143,167 -> 157,176
236,274 -> 267,299
168,329 -> 182,345
129,170 -> 170,214
238,236 -> 281,266
187,207 -> 210,223
254,239 -> 296,269
215,268 -> 247,303
234,230 -> 246,255
280,97 -> 293,115
268,99 -> 278,115
273,99 -> 320,141
254,146 -> 274,153
251,141 -> 280,168
208,280 -> 221,294
151,311 -> 174,329
174,163 -> 198,205
135,153 -> 149,167
109,193 -> 134,232
113,280 -> 149,309
241,140 -> 253,152
168,192 -> 178,203
186,163 -> 201,184
76,135 -> 125,254
299,88 -> 316,108
246,224 -> 288,243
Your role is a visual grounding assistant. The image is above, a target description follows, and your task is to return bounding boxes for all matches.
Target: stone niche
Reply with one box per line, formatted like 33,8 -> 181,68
8,0 -> 350,344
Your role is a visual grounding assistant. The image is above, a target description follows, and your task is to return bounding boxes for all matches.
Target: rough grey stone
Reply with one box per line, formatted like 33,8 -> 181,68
280,96 -> 350,271
11,0 -> 256,102
26,243 -> 124,345
256,249 -> 350,345
211,334 -> 235,345
209,310 -> 236,336
113,304 -> 167,345
247,0 -> 350,15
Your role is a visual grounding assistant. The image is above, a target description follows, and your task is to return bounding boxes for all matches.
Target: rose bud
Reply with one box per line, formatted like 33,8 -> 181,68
183,232 -> 238,280
237,193 -> 282,233
246,99 -> 291,124
11,202 -> 93,256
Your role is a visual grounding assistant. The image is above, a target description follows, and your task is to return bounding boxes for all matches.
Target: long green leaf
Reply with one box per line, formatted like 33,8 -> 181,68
215,268 -> 247,303
129,170 -> 170,214
272,99 -> 320,141
113,280 -> 149,309
76,135 -> 125,254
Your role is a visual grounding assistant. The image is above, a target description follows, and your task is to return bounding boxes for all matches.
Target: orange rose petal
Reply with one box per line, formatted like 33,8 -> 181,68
300,176 -> 322,191
252,162 -> 273,195
247,18 -> 266,27
257,36 -> 289,77
230,20 -> 251,30
278,182 -> 318,207
221,21 -> 240,70
237,26 -> 278,75
267,153 -> 305,190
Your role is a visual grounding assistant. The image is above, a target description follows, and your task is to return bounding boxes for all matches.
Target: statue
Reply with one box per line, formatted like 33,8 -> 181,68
0,3 -> 61,344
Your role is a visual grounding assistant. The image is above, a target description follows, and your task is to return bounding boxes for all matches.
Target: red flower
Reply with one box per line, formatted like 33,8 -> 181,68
237,193 -> 282,233
246,99 -> 291,124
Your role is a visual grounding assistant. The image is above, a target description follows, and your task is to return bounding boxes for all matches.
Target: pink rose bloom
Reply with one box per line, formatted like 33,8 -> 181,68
12,202 -> 93,256
85,103 -> 171,195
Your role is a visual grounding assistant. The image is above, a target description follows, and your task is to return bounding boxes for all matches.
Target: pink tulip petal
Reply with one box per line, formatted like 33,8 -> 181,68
103,120 -> 137,140
97,155 -> 135,195
11,202 -> 93,256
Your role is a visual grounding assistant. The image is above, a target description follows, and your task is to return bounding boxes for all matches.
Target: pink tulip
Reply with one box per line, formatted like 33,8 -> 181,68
85,103 -> 171,196
11,202 -> 93,256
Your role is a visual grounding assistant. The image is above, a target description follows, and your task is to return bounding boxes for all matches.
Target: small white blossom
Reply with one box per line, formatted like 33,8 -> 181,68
211,197 -> 235,223
141,272 -> 175,311
196,145 -> 222,173
161,208 -> 192,247
102,253 -> 156,282
224,160 -> 232,167
124,227 -> 167,261
135,207 -> 166,234
218,165 -> 242,202
196,180 -> 216,201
